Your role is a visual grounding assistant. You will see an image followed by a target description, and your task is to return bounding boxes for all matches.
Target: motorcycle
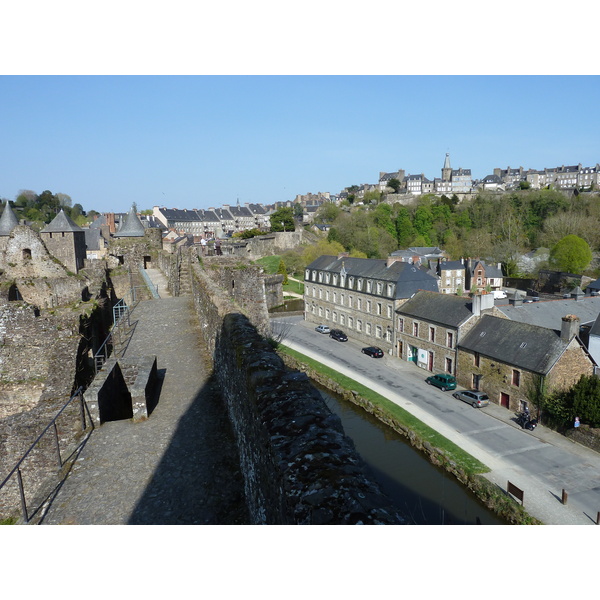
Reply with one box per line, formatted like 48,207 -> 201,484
517,411 -> 538,430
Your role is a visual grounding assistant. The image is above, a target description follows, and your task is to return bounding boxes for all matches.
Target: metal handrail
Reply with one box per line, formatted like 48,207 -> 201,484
0,386 -> 94,524
93,298 -> 131,373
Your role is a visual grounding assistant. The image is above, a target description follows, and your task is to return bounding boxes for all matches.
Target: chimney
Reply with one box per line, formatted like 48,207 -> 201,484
561,314 -> 580,341
386,256 -> 403,267
472,293 -> 495,316
509,294 -> 523,307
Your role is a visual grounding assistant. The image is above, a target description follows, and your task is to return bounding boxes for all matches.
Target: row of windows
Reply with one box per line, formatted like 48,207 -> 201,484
310,288 -> 393,317
307,272 -> 395,297
311,305 -> 392,341
397,317 -> 454,348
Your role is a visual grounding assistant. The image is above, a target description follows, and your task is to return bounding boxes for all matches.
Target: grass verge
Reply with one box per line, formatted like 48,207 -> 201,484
278,344 -> 542,524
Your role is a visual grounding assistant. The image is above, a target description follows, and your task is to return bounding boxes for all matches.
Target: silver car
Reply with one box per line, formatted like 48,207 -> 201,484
315,324 -> 330,334
452,389 -> 490,408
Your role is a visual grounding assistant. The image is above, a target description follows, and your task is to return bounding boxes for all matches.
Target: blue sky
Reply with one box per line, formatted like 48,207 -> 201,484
1,75 -> 599,215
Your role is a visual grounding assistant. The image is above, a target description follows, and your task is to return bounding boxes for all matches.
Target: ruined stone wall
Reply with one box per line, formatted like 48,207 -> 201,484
225,231 -> 304,259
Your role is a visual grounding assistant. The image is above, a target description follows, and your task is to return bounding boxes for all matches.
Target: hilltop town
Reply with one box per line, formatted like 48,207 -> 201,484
2,153 -> 600,525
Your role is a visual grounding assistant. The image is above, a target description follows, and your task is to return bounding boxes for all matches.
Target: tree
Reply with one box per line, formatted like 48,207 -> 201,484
277,258 -> 289,285
549,235 -> 592,274
315,202 -> 341,224
270,207 -> 294,232
387,178 -> 401,193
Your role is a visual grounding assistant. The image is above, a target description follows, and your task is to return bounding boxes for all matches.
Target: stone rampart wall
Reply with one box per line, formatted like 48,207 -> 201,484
158,248 -> 405,523
213,313 -> 405,524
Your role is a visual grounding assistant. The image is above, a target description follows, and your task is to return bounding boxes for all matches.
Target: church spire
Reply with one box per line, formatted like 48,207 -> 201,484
442,153 -> 452,182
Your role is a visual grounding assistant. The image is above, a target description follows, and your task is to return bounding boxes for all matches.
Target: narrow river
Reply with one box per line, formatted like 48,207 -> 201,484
316,384 -> 506,525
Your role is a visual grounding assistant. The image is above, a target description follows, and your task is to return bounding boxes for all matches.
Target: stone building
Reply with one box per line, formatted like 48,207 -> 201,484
395,290 -> 496,375
456,314 -> 596,412
304,254 -> 439,354
39,209 -> 86,274
465,259 -> 503,293
437,260 -> 467,294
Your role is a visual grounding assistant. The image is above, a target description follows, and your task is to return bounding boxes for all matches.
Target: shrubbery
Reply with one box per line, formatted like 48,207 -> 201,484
542,375 -> 600,428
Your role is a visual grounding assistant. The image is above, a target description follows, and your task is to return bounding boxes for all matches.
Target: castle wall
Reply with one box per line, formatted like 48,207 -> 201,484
159,248 -> 405,524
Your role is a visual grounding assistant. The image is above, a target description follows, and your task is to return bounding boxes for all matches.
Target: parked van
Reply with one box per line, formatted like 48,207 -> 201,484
492,290 -> 507,299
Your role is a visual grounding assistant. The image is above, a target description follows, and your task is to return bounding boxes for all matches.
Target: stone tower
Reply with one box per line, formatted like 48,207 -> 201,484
442,153 -> 452,182
40,209 -> 86,273
0,199 -> 19,240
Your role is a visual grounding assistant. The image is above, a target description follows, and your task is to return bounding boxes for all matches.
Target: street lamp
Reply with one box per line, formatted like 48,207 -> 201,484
281,221 -> 285,232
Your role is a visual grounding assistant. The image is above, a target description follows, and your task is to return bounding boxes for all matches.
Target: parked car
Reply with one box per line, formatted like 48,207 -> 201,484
425,373 -> 457,391
315,324 -> 330,334
329,329 -> 348,342
361,346 -> 384,358
452,389 -> 490,408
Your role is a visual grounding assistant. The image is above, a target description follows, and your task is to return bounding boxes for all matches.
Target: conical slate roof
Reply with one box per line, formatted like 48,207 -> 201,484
114,207 -> 146,237
0,200 -> 19,236
40,209 -> 83,233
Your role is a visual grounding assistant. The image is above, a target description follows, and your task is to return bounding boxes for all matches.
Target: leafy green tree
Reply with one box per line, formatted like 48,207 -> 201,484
270,207 -> 294,232
315,202 -> 341,223
544,375 -> 600,428
293,203 -> 304,218
413,205 -> 433,244
549,234 -> 592,274
277,258 -> 289,284
372,203 -> 396,239
395,206 -> 416,247
387,178 -> 401,193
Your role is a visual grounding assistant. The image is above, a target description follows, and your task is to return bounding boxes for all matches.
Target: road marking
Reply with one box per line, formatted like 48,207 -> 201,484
494,443 -> 546,457
462,424 -> 509,436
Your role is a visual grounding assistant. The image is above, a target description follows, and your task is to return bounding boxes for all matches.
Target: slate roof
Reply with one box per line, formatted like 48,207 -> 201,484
306,255 -> 439,299
439,260 -> 465,271
89,215 -> 107,229
40,209 -> 83,233
84,228 -> 105,251
396,290 -> 476,328
114,207 -> 146,237
482,174 -> 502,183
458,314 -> 570,375
199,209 -> 220,223
159,208 -> 202,222
246,204 -> 267,214
0,200 -> 19,236
587,278 -> 600,291
228,205 -> 253,218
497,295 -> 600,329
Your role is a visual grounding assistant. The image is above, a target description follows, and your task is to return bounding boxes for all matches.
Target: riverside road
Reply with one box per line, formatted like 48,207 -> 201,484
272,315 -> 600,525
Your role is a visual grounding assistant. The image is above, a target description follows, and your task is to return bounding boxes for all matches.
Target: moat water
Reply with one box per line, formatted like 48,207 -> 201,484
316,384 -> 506,525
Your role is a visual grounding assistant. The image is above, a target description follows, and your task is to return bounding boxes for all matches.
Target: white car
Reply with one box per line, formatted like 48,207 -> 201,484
315,325 -> 330,334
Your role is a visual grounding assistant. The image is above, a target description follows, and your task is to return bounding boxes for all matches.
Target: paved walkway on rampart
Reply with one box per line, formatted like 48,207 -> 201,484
39,269 -> 248,524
